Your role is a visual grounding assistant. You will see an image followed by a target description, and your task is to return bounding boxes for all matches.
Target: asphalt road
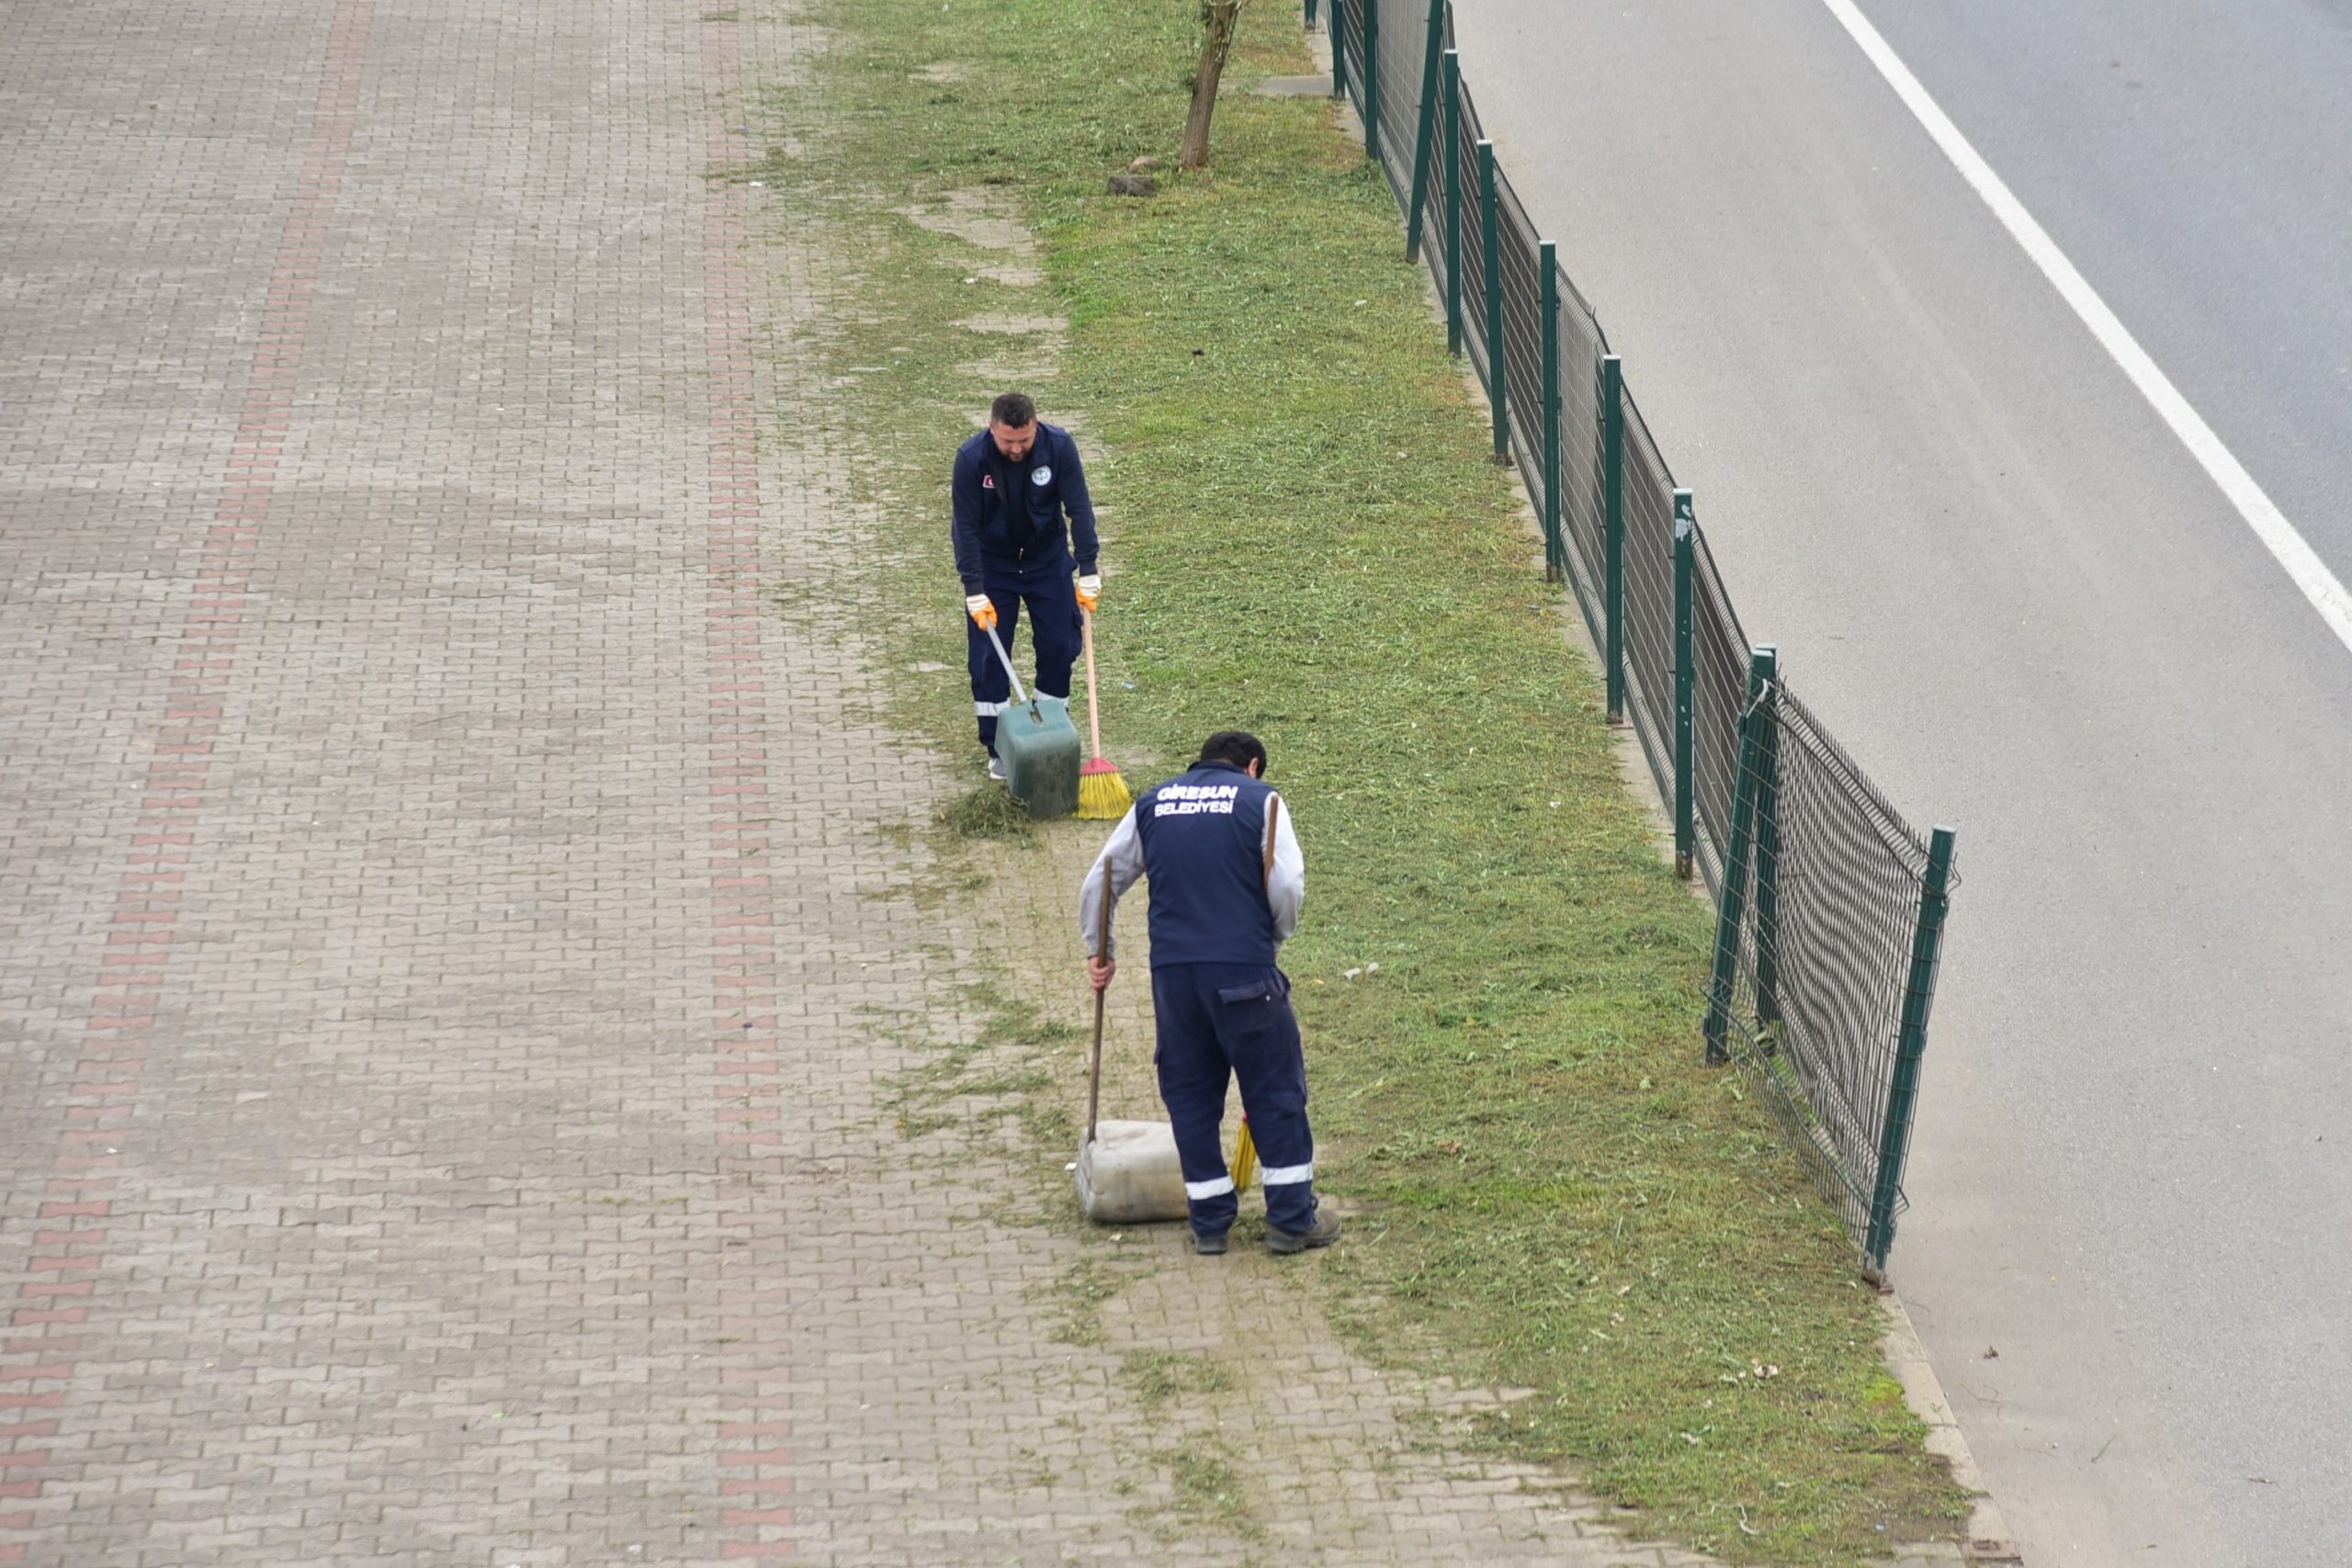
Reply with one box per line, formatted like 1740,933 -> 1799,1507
1446,2 -> 2352,1563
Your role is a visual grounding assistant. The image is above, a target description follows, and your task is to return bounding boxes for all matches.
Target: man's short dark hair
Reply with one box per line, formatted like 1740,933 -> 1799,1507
989,391 -> 1036,428
1198,730 -> 1268,776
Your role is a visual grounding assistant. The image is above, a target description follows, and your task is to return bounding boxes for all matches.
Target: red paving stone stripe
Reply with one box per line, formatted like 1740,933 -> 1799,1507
0,4 -> 375,1551
0,1370 -> 68,1389
699,7 -> 794,1560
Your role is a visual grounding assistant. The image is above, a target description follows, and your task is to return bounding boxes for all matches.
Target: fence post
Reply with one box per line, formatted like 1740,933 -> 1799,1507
1330,0 -> 1346,98
1673,492 -> 1694,880
1601,354 -> 1624,720
1478,140 -> 1506,462
1363,0 -> 1380,164
1540,242 -> 1562,582
1862,825 -> 1958,1276
1703,645 -> 1775,1065
1430,52 -> 1448,355
1403,1 -> 1446,260
1752,659 -> 1786,1028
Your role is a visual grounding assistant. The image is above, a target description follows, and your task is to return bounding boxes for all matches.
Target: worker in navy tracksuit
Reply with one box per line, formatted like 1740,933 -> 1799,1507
1079,731 -> 1340,1257
952,391 -> 1102,779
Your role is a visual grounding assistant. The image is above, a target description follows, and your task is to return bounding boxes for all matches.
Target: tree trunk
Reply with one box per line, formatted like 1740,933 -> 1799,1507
1179,1 -> 1243,171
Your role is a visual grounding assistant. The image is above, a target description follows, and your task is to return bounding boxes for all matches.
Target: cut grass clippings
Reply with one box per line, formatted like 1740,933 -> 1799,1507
757,2 -> 1971,1561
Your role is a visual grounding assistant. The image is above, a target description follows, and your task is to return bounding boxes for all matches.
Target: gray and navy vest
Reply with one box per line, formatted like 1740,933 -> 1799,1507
1132,760 -> 1275,967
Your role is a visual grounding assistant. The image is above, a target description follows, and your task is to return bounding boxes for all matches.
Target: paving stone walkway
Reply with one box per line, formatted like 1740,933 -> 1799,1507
0,3 -> 1734,1563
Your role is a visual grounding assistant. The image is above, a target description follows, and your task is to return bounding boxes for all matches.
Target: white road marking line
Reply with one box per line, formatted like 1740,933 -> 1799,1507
1817,0 -> 2352,659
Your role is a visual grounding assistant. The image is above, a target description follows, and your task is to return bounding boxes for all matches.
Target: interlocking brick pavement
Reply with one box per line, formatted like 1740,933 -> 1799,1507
0,1 -> 1749,1563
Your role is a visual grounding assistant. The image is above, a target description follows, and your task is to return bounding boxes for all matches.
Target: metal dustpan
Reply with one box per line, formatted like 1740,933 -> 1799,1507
1076,882 -> 1186,1224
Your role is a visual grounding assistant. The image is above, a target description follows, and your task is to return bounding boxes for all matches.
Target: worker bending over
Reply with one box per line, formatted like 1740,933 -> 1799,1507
951,391 -> 1102,780
1078,731 -> 1339,1257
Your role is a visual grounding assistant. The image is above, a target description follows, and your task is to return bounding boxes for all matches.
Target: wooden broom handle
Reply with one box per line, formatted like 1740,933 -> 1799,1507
1087,874 -> 1111,1145
1081,609 -> 1105,760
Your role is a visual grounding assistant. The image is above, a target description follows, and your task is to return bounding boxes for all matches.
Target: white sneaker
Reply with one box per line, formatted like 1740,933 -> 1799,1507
987,755 -> 1007,782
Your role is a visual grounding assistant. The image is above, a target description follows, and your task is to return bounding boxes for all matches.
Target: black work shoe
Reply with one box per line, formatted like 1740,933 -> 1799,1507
1193,1230 -> 1229,1256
1266,1208 -> 1341,1255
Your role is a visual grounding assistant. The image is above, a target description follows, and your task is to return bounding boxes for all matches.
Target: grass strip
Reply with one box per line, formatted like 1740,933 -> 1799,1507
760,1 -> 1969,1559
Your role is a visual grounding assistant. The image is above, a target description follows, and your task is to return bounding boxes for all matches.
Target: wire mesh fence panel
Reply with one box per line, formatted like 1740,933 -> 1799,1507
1333,0 -> 1367,124
1413,0 -> 1461,277
1555,255 -> 1601,330
1555,285 -> 1607,628
1619,391 -> 1678,811
1370,0 -> 1430,203
1453,86 -> 1493,392
1715,678 -> 1949,1240
1690,532 -> 1746,896
1495,175 -> 1549,489
1421,62 -> 1454,309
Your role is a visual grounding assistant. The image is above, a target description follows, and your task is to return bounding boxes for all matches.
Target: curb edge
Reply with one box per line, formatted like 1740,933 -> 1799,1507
1881,1293 -> 2025,1564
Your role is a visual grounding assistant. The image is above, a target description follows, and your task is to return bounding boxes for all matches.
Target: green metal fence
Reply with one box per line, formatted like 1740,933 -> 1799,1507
1702,666 -> 1960,1272
1325,0 -> 1960,1272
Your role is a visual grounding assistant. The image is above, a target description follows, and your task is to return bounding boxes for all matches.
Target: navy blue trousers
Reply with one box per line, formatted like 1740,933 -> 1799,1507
967,562 -> 1080,752
1149,962 -> 1318,1237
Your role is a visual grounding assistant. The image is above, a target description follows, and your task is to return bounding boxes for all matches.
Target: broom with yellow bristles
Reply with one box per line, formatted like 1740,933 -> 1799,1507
1229,1114 -> 1257,1192
1074,608 -> 1132,820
